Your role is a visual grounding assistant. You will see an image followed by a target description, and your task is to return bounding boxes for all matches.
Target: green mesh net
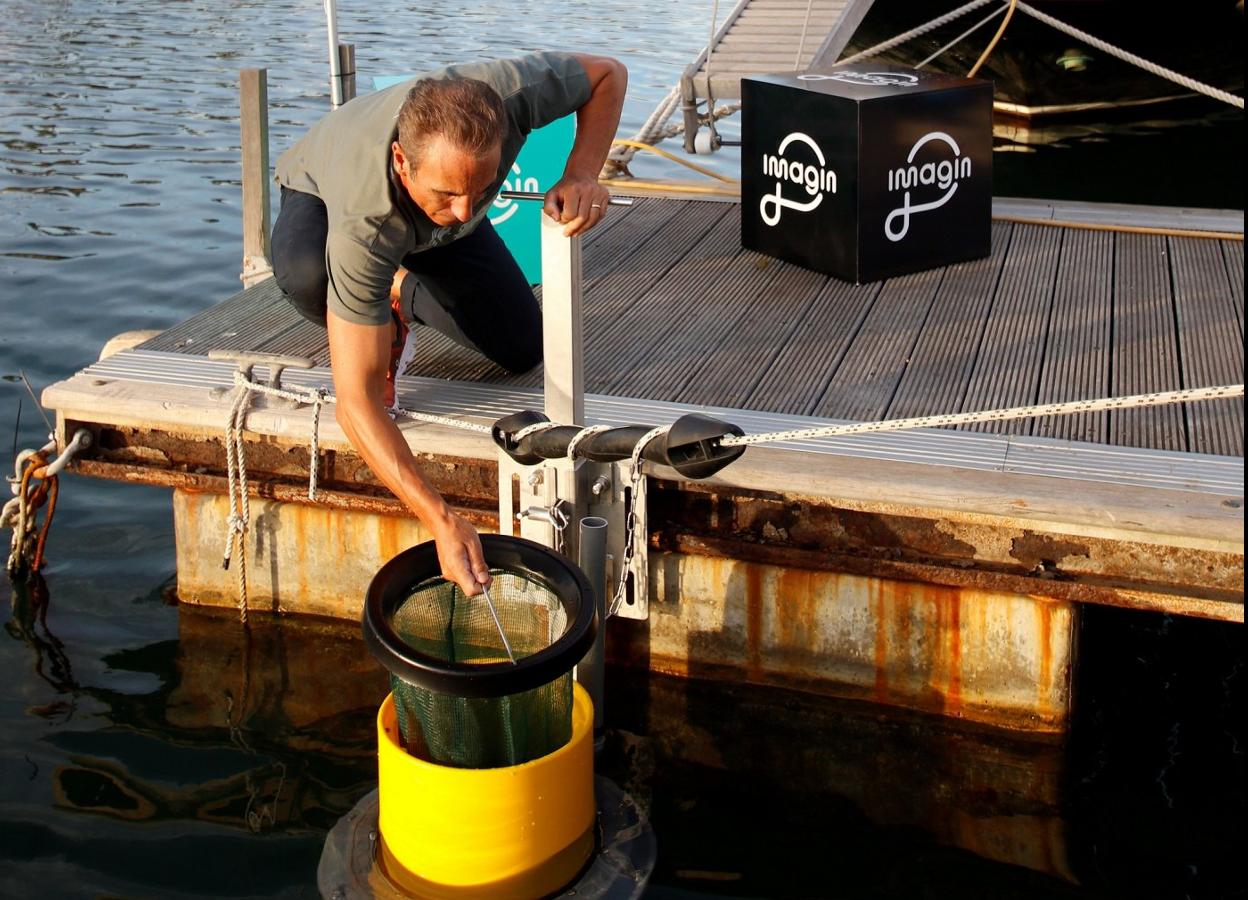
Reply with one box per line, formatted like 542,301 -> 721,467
388,568 -> 573,768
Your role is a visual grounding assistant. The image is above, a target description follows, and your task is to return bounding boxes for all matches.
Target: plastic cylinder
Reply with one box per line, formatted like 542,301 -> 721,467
376,683 -> 596,898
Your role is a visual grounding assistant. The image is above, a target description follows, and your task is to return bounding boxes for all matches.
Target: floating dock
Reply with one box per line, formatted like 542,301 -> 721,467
42,193 -> 1244,735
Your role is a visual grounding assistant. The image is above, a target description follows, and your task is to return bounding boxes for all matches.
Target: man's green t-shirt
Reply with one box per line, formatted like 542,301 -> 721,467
274,52 -> 591,327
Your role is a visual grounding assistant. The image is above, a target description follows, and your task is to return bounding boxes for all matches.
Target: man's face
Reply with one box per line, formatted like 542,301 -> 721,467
393,134 -> 501,227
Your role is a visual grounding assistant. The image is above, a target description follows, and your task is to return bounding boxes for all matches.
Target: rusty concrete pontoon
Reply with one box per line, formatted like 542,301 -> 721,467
40,71 -> 1243,737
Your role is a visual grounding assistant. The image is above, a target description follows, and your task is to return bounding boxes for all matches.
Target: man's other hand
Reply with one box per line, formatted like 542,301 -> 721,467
544,175 -> 611,237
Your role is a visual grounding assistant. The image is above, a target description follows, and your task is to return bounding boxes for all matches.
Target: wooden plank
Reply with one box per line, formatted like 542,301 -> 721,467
961,224 -> 1064,433
1221,239 -> 1244,333
886,223 -> 1010,421
811,267 -> 945,422
1032,230 -> 1113,444
1109,234 -> 1185,452
411,201 -> 731,386
257,319 -> 331,366
239,69 -> 271,287
665,255 -> 828,408
588,209 -> 746,394
745,278 -> 882,414
1171,236 -> 1245,457
139,277 -> 290,355
607,251 -> 803,402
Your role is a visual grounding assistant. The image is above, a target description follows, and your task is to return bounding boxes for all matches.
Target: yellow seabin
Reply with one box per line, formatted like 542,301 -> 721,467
375,683 -> 595,899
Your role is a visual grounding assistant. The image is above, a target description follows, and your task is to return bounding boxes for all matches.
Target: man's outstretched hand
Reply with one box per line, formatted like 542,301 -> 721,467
431,510 -> 492,596
544,175 -> 611,237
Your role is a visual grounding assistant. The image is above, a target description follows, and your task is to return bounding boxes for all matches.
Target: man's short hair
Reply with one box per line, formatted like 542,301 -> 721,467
397,77 -> 506,167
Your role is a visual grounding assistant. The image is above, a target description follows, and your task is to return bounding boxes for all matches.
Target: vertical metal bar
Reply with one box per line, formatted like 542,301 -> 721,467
577,515 -> 609,732
239,69 -> 271,287
338,42 -> 356,103
540,215 -> 585,425
324,0 -> 344,107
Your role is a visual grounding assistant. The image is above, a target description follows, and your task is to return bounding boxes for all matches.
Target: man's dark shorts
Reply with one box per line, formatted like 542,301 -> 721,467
270,187 -> 542,374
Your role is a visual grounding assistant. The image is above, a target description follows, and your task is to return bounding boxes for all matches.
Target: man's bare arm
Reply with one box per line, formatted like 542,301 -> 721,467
326,313 -> 490,594
544,53 -> 627,236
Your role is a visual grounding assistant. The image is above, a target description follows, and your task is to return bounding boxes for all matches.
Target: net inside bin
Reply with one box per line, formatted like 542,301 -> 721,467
363,535 -> 597,771
390,569 -> 572,768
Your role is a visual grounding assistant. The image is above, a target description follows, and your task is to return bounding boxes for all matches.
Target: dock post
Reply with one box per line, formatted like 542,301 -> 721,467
338,43 -> 356,103
539,214 -> 584,425
239,68 -> 272,287
506,216 -> 593,560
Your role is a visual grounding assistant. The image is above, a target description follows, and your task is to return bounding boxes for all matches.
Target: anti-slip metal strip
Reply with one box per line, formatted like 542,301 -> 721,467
75,349 -> 1244,497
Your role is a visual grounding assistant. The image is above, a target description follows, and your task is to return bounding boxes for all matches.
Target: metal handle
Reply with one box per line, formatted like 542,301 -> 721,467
498,190 -> 634,207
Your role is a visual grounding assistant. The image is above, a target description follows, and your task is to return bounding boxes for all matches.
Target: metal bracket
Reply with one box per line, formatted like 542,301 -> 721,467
497,453 -> 648,620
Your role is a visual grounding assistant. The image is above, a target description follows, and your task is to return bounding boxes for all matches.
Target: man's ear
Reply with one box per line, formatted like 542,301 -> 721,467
391,141 -> 406,174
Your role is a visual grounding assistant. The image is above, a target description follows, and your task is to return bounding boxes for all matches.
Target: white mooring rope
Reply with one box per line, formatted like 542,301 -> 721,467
1012,1 -> 1243,109
215,366 -> 1243,619
716,384 -> 1246,447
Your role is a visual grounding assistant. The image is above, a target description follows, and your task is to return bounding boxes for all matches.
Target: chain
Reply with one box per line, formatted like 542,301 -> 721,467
607,425 -> 670,618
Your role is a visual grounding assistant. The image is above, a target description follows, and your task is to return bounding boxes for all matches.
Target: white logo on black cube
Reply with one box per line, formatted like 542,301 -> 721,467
742,64 -> 992,283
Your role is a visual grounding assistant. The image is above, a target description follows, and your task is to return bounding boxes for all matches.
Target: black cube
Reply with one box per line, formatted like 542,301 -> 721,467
741,64 -> 992,283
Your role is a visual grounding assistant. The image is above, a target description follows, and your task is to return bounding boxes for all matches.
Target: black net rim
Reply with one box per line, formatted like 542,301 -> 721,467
362,534 -> 598,699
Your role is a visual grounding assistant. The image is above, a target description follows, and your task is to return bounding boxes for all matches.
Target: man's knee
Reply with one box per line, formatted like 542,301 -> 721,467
272,250 -> 328,326
494,337 -> 542,374
271,189 -> 329,326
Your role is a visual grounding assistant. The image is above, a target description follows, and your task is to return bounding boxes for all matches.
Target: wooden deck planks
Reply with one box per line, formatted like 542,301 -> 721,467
886,222 -> 1011,421
960,224 -> 1064,434
663,254 -> 827,408
1032,229 -> 1113,444
811,266 -> 945,422
1109,234 -> 1186,452
1171,236 -> 1245,457
744,277 -> 880,415
131,198 -> 1244,459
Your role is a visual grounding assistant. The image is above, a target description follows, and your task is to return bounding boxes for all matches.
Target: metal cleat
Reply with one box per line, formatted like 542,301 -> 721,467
208,349 -> 315,409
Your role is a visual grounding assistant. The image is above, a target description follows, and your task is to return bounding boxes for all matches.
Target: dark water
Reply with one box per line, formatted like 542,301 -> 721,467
1,1 -> 1243,897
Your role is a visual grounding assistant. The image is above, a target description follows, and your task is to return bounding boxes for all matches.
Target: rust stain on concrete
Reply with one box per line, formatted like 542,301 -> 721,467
873,581 -> 889,702
745,564 -> 763,680
944,587 -> 964,717
1037,602 -> 1054,713
776,568 -> 815,649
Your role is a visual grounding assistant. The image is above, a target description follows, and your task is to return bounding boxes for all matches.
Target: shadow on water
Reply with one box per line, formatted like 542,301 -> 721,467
1,579 -> 386,899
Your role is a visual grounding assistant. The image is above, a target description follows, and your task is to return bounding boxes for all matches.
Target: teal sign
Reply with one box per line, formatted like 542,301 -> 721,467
374,75 -> 576,284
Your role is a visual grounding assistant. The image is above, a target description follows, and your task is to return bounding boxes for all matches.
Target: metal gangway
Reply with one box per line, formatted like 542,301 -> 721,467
678,0 -> 877,152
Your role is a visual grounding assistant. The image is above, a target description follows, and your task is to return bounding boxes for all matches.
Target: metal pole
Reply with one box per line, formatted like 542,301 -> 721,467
324,0 -> 344,107
539,214 -> 584,425
577,515 -> 608,732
